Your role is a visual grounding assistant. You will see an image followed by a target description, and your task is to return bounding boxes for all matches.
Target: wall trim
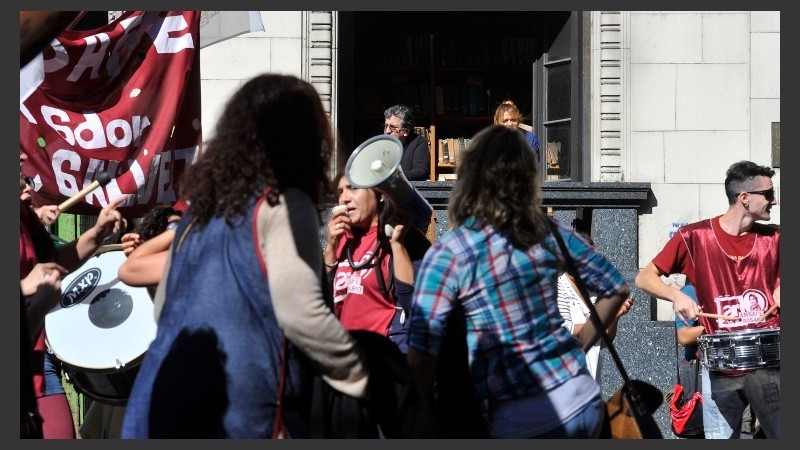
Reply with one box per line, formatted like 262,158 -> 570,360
592,11 -> 628,182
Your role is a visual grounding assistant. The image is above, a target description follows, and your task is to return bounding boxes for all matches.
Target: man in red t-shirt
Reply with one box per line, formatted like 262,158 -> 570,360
636,160 -> 780,439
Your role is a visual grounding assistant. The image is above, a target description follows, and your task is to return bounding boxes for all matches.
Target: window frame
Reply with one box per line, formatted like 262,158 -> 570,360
532,11 -> 588,182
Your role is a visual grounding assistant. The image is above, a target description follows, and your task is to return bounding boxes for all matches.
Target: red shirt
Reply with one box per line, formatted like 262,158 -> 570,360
652,216 -> 780,334
20,200 -> 54,398
332,225 -> 397,336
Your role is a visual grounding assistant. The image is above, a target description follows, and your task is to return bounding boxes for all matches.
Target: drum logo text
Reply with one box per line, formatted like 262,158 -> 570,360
62,268 -> 102,307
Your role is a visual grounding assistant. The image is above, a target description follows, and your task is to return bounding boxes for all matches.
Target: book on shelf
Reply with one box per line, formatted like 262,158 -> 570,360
457,137 -> 469,162
403,34 -> 414,67
420,84 -> 430,113
468,85 -> 478,116
434,85 -> 444,115
448,138 -> 459,165
439,138 -> 450,164
460,85 -> 469,115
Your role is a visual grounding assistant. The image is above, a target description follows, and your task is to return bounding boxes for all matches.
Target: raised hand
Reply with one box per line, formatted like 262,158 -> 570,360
93,195 -> 127,239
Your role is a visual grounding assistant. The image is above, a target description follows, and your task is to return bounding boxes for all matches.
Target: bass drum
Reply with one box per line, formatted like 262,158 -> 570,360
45,245 -> 157,405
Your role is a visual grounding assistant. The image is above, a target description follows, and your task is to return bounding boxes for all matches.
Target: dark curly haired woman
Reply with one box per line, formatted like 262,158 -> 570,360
122,74 -> 369,438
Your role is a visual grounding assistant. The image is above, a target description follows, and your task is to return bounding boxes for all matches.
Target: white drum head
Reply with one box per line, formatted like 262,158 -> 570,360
45,249 -> 157,371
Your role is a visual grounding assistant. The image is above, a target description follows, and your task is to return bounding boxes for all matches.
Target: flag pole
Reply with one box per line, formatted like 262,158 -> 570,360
20,11 -> 85,67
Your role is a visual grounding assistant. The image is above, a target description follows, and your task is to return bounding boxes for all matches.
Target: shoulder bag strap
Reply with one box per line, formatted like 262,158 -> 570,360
546,220 -> 633,387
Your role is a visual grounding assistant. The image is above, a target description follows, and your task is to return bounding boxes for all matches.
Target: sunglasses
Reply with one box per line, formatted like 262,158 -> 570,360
383,123 -> 406,133
744,188 -> 775,202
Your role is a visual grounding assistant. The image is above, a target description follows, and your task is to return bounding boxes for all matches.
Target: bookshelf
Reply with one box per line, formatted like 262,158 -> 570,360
351,12 -> 537,181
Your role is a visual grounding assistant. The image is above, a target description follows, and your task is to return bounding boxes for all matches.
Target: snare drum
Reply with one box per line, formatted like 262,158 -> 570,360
698,328 -> 780,372
45,245 -> 157,405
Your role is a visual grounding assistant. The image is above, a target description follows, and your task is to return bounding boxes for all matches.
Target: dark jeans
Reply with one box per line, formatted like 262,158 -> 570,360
709,368 -> 780,438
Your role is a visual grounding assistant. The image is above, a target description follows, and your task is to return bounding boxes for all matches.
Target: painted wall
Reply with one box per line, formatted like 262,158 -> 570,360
199,11 -> 304,140
625,11 -> 780,319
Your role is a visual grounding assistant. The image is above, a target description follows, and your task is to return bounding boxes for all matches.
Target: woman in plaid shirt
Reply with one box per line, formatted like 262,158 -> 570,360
407,125 -> 630,438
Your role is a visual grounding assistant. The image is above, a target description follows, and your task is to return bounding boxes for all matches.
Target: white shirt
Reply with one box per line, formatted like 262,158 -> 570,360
556,273 -> 603,383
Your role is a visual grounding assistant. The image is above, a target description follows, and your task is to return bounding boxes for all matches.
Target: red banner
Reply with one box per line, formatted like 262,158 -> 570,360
20,11 -> 202,217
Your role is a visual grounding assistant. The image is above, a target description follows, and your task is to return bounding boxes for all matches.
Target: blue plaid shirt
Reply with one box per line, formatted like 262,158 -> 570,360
409,218 -> 626,403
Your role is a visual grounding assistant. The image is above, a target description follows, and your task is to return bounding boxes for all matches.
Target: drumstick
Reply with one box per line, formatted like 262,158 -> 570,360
758,304 -> 779,323
696,312 -> 738,321
58,172 -> 112,212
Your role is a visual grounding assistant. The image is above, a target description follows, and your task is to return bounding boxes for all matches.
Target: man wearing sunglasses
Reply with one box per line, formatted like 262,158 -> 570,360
382,104 -> 430,181
635,160 -> 780,439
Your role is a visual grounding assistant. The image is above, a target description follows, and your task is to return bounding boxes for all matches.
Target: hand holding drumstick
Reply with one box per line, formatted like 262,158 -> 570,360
758,304 -> 779,323
756,285 -> 780,323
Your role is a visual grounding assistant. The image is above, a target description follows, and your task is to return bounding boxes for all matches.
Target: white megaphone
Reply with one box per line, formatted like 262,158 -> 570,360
345,134 -> 433,234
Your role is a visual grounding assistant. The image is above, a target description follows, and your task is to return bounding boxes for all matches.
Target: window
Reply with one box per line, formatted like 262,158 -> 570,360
533,12 -> 585,181
340,12 -> 584,181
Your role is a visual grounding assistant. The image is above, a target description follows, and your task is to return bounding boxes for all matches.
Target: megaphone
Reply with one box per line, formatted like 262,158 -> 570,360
345,134 -> 433,233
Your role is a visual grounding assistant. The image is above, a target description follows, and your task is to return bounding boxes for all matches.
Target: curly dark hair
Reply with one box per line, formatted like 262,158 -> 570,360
383,104 -> 415,130
180,74 -> 333,225
448,125 -> 547,249
136,204 -> 180,241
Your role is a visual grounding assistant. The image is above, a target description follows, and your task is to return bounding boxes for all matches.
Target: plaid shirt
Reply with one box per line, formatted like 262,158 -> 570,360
409,218 -> 626,403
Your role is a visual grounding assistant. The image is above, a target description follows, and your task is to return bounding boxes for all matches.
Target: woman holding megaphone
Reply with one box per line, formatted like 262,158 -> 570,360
324,172 -> 431,354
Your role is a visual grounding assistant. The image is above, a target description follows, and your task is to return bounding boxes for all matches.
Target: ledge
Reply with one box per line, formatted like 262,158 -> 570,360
411,181 -> 652,209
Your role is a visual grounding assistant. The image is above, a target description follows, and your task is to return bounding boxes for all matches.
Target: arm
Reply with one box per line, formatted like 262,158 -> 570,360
53,196 -> 126,271
635,262 -> 699,325
571,286 -> 630,352
406,243 -> 454,397
677,325 -> 705,346
574,295 -> 634,343
151,249 -> 172,322
21,263 -> 66,341
605,296 -> 633,341
266,190 -> 369,399
118,229 -> 174,287
773,284 -> 780,308
390,224 -> 414,285
403,135 -> 431,181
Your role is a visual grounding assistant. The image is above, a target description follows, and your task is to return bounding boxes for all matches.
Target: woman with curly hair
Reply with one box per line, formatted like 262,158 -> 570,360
407,125 -> 630,438
122,74 -> 369,438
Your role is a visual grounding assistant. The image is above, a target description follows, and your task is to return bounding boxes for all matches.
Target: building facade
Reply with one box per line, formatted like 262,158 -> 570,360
197,11 -> 780,437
